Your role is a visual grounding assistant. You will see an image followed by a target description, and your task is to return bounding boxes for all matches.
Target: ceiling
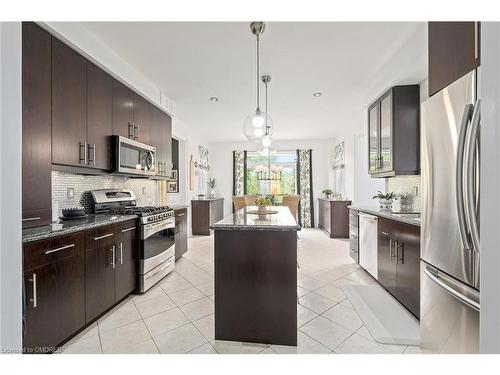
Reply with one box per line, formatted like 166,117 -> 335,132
78,22 -> 427,143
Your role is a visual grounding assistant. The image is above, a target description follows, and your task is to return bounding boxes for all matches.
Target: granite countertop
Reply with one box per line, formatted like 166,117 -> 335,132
191,197 -> 223,202
348,206 -> 421,227
22,214 -> 138,244
211,206 -> 301,232
170,204 -> 189,210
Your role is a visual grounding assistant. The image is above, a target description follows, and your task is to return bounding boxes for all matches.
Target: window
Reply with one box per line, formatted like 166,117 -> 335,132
245,151 -> 297,200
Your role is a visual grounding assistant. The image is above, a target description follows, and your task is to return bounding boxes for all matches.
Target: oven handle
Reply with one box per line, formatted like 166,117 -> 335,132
142,219 -> 175,239
146,259 -> 174,280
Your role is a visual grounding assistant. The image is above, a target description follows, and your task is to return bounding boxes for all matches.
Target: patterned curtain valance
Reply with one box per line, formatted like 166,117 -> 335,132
233,150 -> 245,197
297,149 -> 314,228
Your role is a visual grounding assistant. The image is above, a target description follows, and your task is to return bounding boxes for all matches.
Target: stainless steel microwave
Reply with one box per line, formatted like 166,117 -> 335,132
114,136 -> 156,176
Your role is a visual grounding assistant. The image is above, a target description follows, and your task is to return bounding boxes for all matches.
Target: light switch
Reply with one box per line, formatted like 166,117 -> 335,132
67,188 -> 74,199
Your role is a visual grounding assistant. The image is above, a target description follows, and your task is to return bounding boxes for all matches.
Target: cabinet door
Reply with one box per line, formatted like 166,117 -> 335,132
52,37 -> 87,167
85,225 -> 116,322
150,105 -> 165,173
112,79 -> 134,139
368,103 -> 380,173
115,221 -> 139,301
163,112 -> 173,176
23,232 -> 85,352
175,209 -> 188,260
86,62 -> 113,170
395,223 -> 420,318
377,218 -> 397,297
133,94 -> 151,144
22,22 -> 52,228
428,22 -> 480,96
379,93 -> 393,172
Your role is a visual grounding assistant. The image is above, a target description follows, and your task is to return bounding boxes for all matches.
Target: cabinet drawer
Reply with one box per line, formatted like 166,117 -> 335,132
115,219 -> 138,233
24,232 -> 85,271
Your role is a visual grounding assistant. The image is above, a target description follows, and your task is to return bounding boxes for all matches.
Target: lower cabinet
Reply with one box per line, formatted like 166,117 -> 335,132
191,198 -> 224,235
23,232 -> 86,353
318,199 -> 352,238
377,217 -> 420,318
174,208 -> 188,260
23,220 -> 138,352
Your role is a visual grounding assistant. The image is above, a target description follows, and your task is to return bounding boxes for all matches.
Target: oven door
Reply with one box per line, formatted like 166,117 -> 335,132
115,135 -> 156,176
141,219 -> 175,273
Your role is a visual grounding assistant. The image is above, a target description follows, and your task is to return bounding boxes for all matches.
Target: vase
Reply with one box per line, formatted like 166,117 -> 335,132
379,198 -> 393,209
209,189 -> 215,199
257,205 -> 267,212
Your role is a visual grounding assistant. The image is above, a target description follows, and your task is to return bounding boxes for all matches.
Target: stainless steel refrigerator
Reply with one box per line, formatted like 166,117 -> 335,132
421,70 -> 481,353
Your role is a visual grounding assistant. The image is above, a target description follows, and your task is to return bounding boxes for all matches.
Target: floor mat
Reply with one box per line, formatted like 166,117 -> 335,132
343,284 -> 420,346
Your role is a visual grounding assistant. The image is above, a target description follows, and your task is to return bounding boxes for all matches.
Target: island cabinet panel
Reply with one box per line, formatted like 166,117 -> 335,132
112,79 -> 135,139
192,198 -> 224,235
114,221 -> 139,301
23,232 -> 85,353
51,36 -> 87,167
428,22 -> 480,97
377,217 -> 420,318
86,61 -> 113,171
214,230 -> 297,346
85,225 -> 117,322
174,208 -> 188,260
22,22 -> 52,229
317,199 -> 351,238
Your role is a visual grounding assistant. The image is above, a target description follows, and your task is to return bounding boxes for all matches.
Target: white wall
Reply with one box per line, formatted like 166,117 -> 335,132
0,22 -> 22,352
480,22 -> 500,353
209,139 -> 329,226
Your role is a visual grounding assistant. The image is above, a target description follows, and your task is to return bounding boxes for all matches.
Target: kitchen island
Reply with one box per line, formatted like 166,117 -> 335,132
211,206 -> 301,346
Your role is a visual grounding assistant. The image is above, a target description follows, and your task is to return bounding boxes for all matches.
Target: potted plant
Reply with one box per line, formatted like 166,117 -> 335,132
207,178 -> 216,199
372,191 -> 398,209
255,196 -> 272,212
322,189 -> 333,200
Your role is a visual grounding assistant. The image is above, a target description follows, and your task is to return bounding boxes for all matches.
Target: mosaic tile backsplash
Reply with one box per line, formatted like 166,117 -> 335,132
52,171 -> 159,216
385,175 -> 422,212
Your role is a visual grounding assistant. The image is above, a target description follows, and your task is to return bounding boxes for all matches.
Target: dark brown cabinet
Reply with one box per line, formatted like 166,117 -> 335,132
428,22 -> 480,97
23,232 -> 85,352
85,220 -> 138,322
367,85 -> 420,178
51,37 -> 87,167
377,217 -> 420,318
86,62 -> 113,170
150,104 -> 173,177
133,94 -> 151,145
192,198 -> 224,235
22,22 -> 52,229
318,199 -> 351,238
174,208 -> 188,260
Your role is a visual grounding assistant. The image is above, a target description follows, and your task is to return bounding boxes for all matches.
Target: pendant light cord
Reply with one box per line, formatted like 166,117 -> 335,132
256,33 -> 260,112
265,80 -> 269,135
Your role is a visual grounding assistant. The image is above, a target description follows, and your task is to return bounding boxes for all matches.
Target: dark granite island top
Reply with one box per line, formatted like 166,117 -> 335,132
22,214 -> 138,243
211,206 -> 301,232
212,205 -> 298,346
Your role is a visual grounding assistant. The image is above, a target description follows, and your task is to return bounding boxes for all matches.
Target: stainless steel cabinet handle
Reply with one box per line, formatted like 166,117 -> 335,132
94,233 -> 114,241
389,238 -> 393,260
456,104 -> 474,251
111,245 -> 116,269
176,213 -> 185,217
119,242 -> 123,265
128,122 -> 134,139
424,266 -> 480,311
398,242 -> 404,264
79,141 -> 87,164
22,217 -> 41,222
474,22 -> 479,60
121,226 -> 136,233
134,123 -> 139,140
45,243 -> 75,255
466,99 -> 481,254
392,240 -> 398,263
29,273 -> 37,308
88,143 -> 96,165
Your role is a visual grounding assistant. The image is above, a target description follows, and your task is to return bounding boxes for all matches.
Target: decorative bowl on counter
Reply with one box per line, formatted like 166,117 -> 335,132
61,207 -> 86,217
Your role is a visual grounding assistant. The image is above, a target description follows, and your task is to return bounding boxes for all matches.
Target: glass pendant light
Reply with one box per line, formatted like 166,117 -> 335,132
243,22 -> 272,141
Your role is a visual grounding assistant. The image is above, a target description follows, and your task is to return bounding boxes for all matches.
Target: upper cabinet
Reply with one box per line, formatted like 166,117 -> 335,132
367,85 -> 420,178
428,22 -> 480,97
22,22 -> 52,228
51,37 -> 87,167
150,104 -> 173,177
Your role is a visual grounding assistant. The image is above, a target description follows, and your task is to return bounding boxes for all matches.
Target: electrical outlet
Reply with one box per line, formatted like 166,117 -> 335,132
142,187 -> 146,195
67,188 -> 74,199
414,186 -> 420,197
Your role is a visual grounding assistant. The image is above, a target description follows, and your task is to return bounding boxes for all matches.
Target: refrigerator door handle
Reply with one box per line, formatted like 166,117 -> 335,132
456,104 -> 474,251
424,266 -> 480,312
466,99 -> 481,254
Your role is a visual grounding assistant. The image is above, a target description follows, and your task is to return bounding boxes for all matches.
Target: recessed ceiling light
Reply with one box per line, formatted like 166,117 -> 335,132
210,97 -> 219,102
313,92 -> 322,97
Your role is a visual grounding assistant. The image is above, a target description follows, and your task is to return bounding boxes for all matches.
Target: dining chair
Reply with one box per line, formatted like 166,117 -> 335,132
282,194 -> 300,222
244,195 -> 258,206
232,196 -> 247,212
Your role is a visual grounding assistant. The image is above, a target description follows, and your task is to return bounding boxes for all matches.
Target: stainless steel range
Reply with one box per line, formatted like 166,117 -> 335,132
91,189 -> 175,293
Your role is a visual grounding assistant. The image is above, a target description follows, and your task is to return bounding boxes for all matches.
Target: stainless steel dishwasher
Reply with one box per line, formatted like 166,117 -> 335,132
359,213 -> 378,279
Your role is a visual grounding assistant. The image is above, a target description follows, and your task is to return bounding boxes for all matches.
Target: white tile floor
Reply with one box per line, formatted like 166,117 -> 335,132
61,228 -> 420,354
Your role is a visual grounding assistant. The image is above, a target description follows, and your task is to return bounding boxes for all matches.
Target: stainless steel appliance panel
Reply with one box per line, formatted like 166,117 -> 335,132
420,261 -> 479,353
421,71 -> 476,285
114,136 -> 156,176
